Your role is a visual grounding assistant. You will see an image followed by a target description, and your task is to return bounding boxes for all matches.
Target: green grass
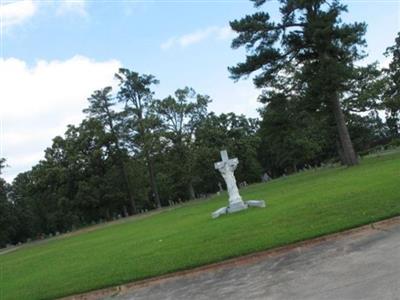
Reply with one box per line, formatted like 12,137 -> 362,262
1,151 -> 400,300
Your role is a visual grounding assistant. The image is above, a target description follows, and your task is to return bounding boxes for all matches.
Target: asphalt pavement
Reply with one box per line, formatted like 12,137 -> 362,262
106,219 -> 400,300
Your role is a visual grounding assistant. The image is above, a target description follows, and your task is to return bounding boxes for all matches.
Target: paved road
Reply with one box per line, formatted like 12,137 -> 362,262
104,221 -> 400,300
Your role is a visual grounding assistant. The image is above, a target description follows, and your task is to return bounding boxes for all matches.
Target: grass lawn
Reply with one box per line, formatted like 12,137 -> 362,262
1,151 -> 400,300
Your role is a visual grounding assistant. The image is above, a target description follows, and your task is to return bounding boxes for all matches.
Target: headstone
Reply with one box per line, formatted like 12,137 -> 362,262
212,150 -> 265,218
262,172 -> 271,182
214,150 -> 247,213
218,182 -> 223,192
239,181 -> 248,188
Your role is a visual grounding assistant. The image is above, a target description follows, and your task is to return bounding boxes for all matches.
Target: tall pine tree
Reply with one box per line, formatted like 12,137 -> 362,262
115,69 -> 162,208
84,87 -> 137,214
229,0 -> 367,166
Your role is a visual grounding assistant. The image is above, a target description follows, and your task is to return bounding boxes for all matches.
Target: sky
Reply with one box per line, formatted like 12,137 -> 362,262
0,0 -> 399,183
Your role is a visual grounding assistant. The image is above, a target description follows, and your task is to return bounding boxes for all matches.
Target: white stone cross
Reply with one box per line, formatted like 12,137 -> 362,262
212,150 -> 266,218
214,150 -> 243,207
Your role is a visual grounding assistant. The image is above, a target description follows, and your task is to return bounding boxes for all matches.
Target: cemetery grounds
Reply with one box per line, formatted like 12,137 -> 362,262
0,149 -> 399,300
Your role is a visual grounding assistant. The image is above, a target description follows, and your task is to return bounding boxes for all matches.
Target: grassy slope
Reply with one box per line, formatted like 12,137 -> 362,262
1,152 -> 399,300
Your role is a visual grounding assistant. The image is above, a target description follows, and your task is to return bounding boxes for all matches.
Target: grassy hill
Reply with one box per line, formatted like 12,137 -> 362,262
1,151 -> 400,300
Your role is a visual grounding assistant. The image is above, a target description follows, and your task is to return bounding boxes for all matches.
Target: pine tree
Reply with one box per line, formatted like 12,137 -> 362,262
115,68 -> 162,208
85,87 -> 138,214
229,0 -> 367,166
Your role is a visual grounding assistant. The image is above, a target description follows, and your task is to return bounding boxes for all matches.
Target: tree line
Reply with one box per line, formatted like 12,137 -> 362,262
1,0 -> 399,248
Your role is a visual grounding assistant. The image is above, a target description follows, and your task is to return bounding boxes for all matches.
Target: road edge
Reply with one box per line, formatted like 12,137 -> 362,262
60,215 -> 400,300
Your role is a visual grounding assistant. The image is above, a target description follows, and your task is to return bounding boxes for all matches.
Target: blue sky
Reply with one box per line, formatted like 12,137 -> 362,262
1,0 -> 399,182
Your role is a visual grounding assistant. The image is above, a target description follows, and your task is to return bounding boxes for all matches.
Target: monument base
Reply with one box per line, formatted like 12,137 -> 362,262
211,200 -> 266,219
211,207 -> 228,219
227,201 -> 248,213
246,200 -> 266,208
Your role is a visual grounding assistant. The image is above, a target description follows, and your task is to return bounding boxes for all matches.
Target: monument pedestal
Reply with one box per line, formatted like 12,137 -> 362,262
227,201 -> 248,213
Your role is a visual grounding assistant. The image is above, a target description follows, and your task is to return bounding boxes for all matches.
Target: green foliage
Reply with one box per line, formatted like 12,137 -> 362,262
258,93 -> 332,175
347,111 -> 389,152
0,179 -> 12,248
84,86 -> 138,213
382,32 -> 400,137
116,68 -> 163,208
229,0 -> 367,166
154,87 -> 210,200
194,112 -> 262,189
1,152 -> 399,300
0,159 -> 14,247
7,119 -> 132,239
230,1 -> 366,88
0,158 -> 5,174
0,65 -> 267,248
1,51 -> 396,252
342,63 -> 385,113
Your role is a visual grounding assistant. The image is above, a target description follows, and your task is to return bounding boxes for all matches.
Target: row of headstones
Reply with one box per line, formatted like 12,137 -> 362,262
263,162 -> 345,180
217,181 -> 249,193
296,155 -> 364,173
3,231 -> 65,248
168,193 -> 213,206
168,200 -> 181,206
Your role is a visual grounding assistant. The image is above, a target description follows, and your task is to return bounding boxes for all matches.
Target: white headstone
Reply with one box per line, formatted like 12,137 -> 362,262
212,150 -> 266,218
214,150 -> 246,210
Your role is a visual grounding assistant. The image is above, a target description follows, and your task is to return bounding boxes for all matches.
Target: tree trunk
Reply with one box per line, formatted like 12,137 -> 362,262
388,111 -> 400,138
188,181 -> 196,200
331,94 -> 358,166
119,158 -> 137,214
335,138 -> 346,165
146,152 -> 161,208
105,141 -> 137,214
122,205 -> 129,217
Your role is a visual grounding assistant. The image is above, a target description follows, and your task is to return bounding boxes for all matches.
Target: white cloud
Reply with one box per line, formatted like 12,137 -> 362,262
56,0 -> 87,17
0,55 -> 121,182
209,80 -> 261,119
0,0 -> 36,28
160,37 -> 176,50
180,28 -> 214,47
161,26 -> 236,50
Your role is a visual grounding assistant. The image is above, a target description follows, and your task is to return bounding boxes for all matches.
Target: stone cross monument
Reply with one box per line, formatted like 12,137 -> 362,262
212,150 -> 266,218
